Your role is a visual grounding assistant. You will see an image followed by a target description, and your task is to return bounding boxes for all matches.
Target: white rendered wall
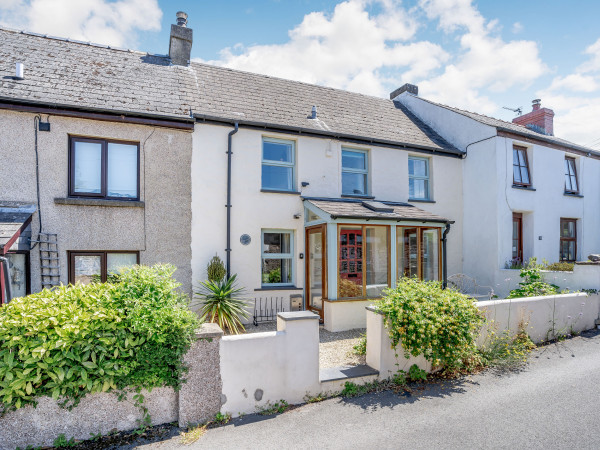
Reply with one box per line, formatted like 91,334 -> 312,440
191,123 -> 464,321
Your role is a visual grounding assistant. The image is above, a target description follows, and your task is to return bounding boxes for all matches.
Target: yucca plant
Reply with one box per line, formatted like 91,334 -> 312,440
195,274 -> 250,334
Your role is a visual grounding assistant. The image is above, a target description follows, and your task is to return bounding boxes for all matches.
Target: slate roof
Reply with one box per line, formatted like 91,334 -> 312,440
0,27 -> 461,156
0,27 -> 196,120
305,198 -> 450,223
0,202 -> 35,251
414,95 -> 599,155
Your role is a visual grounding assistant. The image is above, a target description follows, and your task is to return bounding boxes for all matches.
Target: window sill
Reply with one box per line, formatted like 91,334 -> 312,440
341,194 -> 375,200
55,197 -> 145,208
512,185 -> 536,191
564,192 -> 583,198
408,198 -> 435,203
255,286 -> 302,291
260,189 -> 301,195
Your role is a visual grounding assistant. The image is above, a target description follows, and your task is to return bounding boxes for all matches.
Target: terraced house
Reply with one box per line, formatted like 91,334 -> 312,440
2,13 -> 599,330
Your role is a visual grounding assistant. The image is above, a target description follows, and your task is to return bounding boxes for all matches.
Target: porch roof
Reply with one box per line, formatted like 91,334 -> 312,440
0,202 -> 35,253
304,198 -> 450,223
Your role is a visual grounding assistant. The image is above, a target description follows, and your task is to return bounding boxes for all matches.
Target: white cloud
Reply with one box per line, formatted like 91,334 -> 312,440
512,22 -> 523,34
198,0 -> 447,97
0,0 -> 162,48
416,0 -> 546,113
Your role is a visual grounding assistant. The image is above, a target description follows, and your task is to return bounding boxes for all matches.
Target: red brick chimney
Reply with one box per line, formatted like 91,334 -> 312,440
512,99 -> 554,136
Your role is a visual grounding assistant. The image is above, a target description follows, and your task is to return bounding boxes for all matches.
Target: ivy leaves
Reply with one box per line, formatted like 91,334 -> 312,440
0,265 -> 199,415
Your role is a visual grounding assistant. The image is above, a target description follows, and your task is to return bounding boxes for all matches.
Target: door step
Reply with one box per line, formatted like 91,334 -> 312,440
319,364 -> 379,391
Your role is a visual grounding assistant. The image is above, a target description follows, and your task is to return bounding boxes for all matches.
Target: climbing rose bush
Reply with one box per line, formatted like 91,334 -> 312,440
375,278 -> 484,371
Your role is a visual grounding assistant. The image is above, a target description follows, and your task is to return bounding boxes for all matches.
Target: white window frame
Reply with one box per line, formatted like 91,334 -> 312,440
261,229 -> 294,287
261,137 -> 296,192
341,148 -> 369,196
408,156 -> 431,201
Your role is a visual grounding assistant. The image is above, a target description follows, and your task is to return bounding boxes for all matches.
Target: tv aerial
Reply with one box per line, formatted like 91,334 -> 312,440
502,106 -> 522,116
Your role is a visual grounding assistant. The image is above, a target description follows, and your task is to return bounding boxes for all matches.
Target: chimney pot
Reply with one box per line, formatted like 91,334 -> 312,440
169,12 -> 193,66
390,83 -> 418,100
15,62 -> 24,79
532,98 -> 541,111
176,11 -> 188,27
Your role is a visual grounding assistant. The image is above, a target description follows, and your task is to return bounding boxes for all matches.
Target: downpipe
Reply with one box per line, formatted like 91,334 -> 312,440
226,122 -> 239,279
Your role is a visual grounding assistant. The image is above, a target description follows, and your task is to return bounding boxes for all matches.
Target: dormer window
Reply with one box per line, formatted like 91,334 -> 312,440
564,156 -> 579,194
512,145 -> 531,187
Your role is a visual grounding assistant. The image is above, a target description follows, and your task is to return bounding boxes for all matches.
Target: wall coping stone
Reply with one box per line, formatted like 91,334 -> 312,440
195,322 -> 224,339
277,311 -> 320,321
365,305 -> 384,315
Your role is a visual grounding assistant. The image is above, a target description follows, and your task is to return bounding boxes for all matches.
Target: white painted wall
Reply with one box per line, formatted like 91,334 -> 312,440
397,93 -> 600,296
219,312 -> 320,416
192,123 -> 464,322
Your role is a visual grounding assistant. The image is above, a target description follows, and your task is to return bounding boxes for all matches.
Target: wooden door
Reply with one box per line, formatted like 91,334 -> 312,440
305,225 -> 327,319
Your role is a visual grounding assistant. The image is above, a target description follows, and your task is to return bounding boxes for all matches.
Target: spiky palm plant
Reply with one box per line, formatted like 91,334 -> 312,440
195,274 -> 249,334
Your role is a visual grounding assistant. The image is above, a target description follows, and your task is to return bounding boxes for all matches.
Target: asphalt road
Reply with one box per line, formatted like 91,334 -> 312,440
142,330 -> 600,450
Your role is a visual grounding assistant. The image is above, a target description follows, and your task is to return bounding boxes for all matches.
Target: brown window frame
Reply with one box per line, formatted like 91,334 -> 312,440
68,251 -> 140,284
559,218 -> 577,262
564,156 -> 579,194
397,226 -> 442,282
512,145 -> 532,187
69,136 -> 141,201
512,213 -> 523,264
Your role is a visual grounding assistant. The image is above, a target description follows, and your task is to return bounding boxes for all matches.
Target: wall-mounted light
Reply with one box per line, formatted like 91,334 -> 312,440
293,213 -> 301,219
301,181 -> 310,187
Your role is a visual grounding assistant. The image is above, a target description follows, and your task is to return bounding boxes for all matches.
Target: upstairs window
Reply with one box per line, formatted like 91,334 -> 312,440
262,138 -> 295,192
559,219 -> 577,262
342,148 -> 369,196
408,156 -> 430,200
512,145 -> 531,186
69,137 -> 139,200
564,157 -> 579,194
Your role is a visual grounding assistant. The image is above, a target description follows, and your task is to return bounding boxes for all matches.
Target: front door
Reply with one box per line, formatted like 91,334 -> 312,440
305,225 -> 327,320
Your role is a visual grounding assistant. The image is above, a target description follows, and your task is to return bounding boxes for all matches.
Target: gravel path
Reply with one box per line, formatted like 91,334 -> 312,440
241,322 -> 366,368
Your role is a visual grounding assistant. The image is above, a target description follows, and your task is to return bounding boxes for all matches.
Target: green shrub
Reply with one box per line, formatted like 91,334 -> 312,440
543,261 -> 574,272
194,274 -> 249,334
507,258 -> 560,298
206,255 -> 227,283
375,278 -> 484,371
352,333 -> 367,356
0,264 -> 199,415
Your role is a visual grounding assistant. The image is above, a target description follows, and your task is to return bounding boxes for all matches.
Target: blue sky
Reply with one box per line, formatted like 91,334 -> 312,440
2,0 -> 600,145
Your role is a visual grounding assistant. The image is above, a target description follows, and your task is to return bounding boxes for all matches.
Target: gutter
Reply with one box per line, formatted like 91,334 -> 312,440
226,122 -> 239,279
0,99 -> 195,130
194,114 -> 465,159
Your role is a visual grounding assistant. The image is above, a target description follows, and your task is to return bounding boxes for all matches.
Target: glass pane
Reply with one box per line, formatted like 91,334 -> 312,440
339,227 -> 363,298
521,166 -> 530,184
422,229 -> 440,281
308,231 -> 324,310
517,149 -> 527,166
263,232 -> 291,254
571,175 -> 578,192
513,148 -> 519,165
565,159 -> 571,176
409,158 -> 428,177
398,228 -> 418,279
263,141 -> 293,163
262,164 -> 293,191
365,227 -> 388,297
74,141 -> 102,194
107,253 -> 137,276
306,208 -> 320,222
565,173 -> 572,191
74,255 -> 101,284
6,253 -> 27,299
342,150 -> 366,170
409,178 -> 429,199
262,258 -> 292,284
562,220 -> 575,237
513,165 -> 522,183
107,143 -> 138,198
342,172 -> 367,195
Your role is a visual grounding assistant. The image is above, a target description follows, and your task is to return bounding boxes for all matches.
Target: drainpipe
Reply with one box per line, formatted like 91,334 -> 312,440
441,222 -> 452,289
226,122 -> 239,279
0,256 -> 11,304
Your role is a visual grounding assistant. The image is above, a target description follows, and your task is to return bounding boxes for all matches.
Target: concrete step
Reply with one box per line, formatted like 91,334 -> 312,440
319,364 -> 379,392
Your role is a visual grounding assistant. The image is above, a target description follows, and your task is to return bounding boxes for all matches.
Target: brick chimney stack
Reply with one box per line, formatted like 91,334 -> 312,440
512,99 -> 554,136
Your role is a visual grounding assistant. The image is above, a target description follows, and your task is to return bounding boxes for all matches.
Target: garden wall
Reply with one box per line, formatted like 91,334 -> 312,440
220,311 -> 320,416
0,324 -> 223,450
367,292 -> 600,380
